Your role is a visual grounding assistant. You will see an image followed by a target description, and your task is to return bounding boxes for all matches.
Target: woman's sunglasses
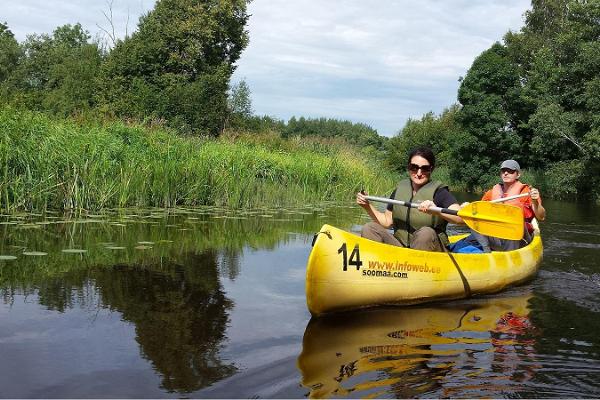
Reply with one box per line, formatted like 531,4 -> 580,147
501,168 -> 517,174
408,163 -> 432,173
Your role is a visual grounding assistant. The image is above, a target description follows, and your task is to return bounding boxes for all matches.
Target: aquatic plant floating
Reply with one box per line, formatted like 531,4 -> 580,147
0,255 -> 18,260
23,251 -> 48,256
61,249 -> 87,254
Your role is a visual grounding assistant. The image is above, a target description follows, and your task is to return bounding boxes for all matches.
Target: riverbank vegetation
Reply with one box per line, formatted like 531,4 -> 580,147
0,107 -> 395,212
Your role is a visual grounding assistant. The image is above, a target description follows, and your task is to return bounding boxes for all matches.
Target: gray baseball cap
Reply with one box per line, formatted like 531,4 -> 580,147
500,159 -> 520,171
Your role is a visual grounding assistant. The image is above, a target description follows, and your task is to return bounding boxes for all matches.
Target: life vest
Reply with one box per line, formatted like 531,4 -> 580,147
487,182 -> 535,231
392,179 -> 449,248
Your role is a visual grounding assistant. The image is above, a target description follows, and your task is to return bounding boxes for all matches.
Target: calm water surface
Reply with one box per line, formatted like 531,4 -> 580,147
1,197 -> 599,398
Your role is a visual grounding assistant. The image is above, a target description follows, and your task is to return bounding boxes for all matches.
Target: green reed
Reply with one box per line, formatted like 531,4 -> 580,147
1,107 -> 396,212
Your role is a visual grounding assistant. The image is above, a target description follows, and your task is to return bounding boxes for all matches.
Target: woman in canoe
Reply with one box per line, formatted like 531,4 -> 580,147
356,146 -> 462,252
469,159 -> 546,252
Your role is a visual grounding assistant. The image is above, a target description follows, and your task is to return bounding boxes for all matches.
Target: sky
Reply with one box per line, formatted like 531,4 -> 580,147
2,0 -> 531,136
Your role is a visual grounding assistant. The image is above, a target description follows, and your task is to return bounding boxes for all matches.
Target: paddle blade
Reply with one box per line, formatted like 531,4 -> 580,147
458,201 -> 524,240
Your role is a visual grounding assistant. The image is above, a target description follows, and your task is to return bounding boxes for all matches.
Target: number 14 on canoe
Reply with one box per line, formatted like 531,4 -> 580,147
364,195 -> 525,241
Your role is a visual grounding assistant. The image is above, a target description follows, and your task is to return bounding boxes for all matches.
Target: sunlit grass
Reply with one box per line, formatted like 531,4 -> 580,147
1,107 -> 396,212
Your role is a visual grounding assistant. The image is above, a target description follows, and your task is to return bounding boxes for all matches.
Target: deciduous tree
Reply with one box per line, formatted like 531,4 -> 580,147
98,0 -> 250,136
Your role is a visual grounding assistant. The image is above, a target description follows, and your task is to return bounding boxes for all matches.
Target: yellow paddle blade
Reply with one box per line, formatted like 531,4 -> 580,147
458,201 -> 524,240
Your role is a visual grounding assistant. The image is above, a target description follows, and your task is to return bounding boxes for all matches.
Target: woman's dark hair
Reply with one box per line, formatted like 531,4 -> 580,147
407,147 -> 436,168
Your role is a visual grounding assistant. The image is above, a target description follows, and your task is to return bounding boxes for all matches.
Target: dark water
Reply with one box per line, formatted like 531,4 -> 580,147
0,198 -> 599,398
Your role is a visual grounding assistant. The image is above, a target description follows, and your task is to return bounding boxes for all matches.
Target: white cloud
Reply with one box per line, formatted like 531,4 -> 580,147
4,0 -> 154,44
3,0 -> 531,136
234,0 -> 530,136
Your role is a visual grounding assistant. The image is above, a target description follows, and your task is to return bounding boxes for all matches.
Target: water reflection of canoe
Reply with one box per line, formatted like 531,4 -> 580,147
297,292 -> 537,398
306,224 -> 542,316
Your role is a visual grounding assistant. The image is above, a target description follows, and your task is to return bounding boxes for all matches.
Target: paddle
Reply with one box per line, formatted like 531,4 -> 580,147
364,195 -> 524,240
490,192 -> 530,203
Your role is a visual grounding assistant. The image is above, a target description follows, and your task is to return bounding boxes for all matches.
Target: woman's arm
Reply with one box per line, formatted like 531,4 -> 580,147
357,191 -> 394,228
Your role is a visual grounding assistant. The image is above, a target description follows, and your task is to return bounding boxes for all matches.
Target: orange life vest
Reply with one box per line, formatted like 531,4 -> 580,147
483,182 -> 535,232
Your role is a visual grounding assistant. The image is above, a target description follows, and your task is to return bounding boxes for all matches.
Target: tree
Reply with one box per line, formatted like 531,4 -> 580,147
2,23 -> 102,115
229,79 -> 253,118
446,0 -> 600,197
384,105 -> 460,173
0,22 -> 21,87
504,0 -> 600,197
450,43 -> 522,189
227,79 -> 253,129
97,0 -> 251,136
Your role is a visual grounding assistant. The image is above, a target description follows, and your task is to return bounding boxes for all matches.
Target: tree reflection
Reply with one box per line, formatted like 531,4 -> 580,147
93,249 -> 235,392
28,249 -> 236,393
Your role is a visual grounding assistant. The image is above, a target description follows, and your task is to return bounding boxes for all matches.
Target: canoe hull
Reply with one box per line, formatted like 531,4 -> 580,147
306,224 -> 543,316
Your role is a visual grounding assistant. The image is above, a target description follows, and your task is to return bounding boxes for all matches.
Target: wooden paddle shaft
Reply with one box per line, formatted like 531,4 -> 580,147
365,193 -> 529,212
363,195 -> 457,216
490,192 -> 530,203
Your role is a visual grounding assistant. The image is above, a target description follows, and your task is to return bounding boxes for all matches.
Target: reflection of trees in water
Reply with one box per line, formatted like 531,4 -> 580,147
92,249 -> 236,393
27,249 -> 236,393
218,248 -> 241,280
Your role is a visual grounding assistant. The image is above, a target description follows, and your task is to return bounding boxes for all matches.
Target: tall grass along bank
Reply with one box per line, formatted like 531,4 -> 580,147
1,107 -> 396,212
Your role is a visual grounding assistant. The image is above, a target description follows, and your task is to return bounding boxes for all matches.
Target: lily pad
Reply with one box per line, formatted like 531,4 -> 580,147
19,224 -> 42,229
0,255 -> 17,260
23,251 -> 48,256
62,249 -> 87,254
137,241 -> 155,245
135,245 -> 152,250
106,246 -> 126,250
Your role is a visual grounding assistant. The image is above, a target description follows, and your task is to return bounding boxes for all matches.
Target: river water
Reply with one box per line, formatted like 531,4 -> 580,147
0,197 -> 599,398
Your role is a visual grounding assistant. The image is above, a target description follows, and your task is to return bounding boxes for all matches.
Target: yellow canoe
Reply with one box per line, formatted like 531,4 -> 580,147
306,224 -> 542,316
298,291 -> 536,398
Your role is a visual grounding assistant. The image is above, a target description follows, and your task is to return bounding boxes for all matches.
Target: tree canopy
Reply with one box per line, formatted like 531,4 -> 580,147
97,0 -> 250,135
0,23 -> 102,116
389,0 -> 600,198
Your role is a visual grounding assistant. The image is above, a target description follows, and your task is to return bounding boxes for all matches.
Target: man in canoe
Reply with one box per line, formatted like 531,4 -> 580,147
468,159 -> 546,252
356,147 -> 462,251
